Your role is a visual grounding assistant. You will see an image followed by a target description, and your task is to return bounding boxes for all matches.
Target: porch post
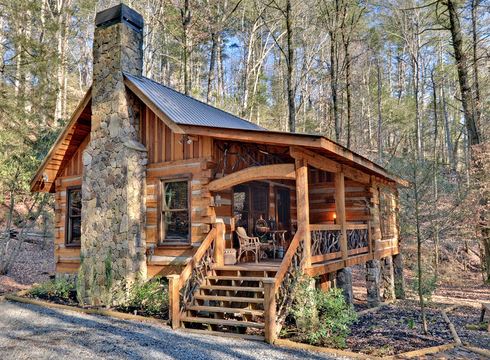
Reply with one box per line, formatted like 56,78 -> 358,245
295,159 -> 311,267
263,278 -> 277,343
167,274 -> 180,329
214,219 -> 225,266
335,171 -> 348,260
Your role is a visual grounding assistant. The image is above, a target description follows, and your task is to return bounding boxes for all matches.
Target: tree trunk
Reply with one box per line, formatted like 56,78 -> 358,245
206,32 -> 217,103
431,71 -> 440,279
345,41 -> 352,149
470,0 -> 481,129
285,0 -> 295,133
376,57 -> 383,163
181,0 -> 191,95
331,30 -> 339,141
414,165 -> 428,334
446,0 -> 488,282
446,0 -> 480,146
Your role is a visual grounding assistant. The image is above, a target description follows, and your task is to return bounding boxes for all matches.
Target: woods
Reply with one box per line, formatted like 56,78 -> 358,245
0,0 -> 489,295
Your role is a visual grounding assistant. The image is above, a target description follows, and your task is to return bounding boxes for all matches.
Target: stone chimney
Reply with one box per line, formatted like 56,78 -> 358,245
78,4 -> 147,306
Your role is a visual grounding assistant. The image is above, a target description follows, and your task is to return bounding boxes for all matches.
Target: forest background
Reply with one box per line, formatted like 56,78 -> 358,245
0,0 -> 489,290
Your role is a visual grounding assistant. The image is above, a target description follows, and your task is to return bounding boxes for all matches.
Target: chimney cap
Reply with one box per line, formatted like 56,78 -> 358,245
95,4 -> 143,31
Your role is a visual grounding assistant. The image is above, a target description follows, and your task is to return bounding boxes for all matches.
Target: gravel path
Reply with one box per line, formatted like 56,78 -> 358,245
0,301 -> 344,360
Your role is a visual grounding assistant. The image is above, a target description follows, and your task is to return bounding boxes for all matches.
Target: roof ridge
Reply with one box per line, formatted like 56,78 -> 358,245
123,72 -> 265,131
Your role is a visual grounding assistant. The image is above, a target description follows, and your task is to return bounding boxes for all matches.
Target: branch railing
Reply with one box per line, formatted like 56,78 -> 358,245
263,230 -> 305,343
167,221 -> 225,329
309,223 -> 370,264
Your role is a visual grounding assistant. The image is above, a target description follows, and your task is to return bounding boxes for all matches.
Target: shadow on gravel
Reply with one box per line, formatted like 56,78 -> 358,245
0,301 -> 332,360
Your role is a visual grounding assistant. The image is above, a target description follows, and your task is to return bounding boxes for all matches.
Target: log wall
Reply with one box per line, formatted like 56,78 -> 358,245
52,102 -> 399,278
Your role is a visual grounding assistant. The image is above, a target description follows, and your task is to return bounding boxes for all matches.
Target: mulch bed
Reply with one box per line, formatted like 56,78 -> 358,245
282,301 -> 453,357
447,306 -> 490,350
346,301 -> 453,357
25,290 -> 79,307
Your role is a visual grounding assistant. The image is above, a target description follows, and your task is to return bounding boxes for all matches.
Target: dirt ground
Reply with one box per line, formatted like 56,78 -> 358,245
352,263 -> 490,357
0,237 -> 54,295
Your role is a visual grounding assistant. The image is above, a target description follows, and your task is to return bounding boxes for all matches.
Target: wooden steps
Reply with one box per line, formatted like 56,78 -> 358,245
213,265 -> 279,272
200,285 -> 264,292
186,305 -> 263,316
194,294 -> 264,303
181,264 -> 275,339
182,316 -> 265,328
182,328 -> 265,341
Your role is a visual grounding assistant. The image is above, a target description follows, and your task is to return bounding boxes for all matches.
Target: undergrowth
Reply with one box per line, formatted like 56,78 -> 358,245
29,279 -> 76,302
118,277 -> 169,318
288,274 -> 357,348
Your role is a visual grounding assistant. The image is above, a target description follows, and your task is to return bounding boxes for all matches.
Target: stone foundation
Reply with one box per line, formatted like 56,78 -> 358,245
78,6 -> 147,306
393,253 -> 406,299
381,256 -> 396,302
336,267 -> 353,305
366,259 -> 381,307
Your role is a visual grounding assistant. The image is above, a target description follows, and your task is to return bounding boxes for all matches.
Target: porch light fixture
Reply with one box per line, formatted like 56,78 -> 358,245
333,212 -> 337,224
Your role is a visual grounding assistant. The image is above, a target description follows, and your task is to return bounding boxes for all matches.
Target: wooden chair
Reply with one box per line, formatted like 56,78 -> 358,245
236,227 -> 262,263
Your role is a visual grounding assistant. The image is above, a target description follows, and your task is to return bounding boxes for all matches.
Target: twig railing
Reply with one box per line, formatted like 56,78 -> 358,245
167,221 -> 225,329
263,230 -> 305,343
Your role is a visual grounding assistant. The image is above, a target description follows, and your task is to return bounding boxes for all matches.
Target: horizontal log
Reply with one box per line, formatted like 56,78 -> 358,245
208,164 -> 296,192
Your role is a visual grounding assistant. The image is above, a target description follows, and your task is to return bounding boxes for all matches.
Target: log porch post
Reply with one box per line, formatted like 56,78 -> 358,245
167,274 -> 180,329
214,219 -> 225,266
263,278 -> 277,344
335,171 -> 348,260
295,159 -> 311,267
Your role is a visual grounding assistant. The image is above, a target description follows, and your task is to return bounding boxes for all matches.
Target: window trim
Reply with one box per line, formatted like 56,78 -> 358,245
65,186 -> 82,247
157,175 -> 192,246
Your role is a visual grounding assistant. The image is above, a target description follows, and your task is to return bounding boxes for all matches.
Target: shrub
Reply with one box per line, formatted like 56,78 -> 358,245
291,275 -> 357,348
122,277 -> 168,317
29,279 -> 75,301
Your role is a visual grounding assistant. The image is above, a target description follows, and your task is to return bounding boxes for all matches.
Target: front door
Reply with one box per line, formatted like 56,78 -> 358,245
233,182 -> 269,235
275,186 -> 291,231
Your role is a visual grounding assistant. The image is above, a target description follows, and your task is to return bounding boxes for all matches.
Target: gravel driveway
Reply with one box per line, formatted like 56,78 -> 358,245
0,300 -> 342,360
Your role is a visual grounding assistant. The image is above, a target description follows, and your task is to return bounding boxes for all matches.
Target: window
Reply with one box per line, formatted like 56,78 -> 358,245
159,179 -> 190,244
379,187 -> 395,239
66,187 -> 82,246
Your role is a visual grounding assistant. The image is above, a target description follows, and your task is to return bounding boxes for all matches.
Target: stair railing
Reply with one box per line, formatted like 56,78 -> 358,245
167,220 -> 225,329
263,230 -> 305,343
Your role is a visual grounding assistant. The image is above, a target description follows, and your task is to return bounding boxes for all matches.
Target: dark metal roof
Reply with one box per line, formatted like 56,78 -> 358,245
124,73 -> 265,131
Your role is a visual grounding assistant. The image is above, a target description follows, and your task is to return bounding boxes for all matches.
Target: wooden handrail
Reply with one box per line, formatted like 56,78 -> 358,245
309,223 -> 368,231
178,227 -> 217,289
310,224 -> 342,231
346,223 -> 368,230
273,231 -> 302,291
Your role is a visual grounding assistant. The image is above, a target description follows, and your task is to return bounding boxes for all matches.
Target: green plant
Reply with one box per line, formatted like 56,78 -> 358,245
29,279 -> 75,300
411,274 -> 437,302
407,318 -> 415,329
291,275 -> 357,348
123,277 -> 168,316
104,251 -> 113,290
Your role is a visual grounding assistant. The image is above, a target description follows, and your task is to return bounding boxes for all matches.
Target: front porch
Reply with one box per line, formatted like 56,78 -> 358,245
167,143 -> 402,343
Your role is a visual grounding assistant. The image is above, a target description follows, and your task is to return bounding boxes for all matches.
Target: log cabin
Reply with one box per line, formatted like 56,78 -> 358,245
31,4 -> 408,343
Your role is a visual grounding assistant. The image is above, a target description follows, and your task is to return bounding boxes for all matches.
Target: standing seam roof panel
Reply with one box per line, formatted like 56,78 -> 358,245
124,72 -> 265,131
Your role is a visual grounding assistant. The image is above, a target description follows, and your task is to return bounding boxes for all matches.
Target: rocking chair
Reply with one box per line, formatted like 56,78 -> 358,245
236,227 -> 266,263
